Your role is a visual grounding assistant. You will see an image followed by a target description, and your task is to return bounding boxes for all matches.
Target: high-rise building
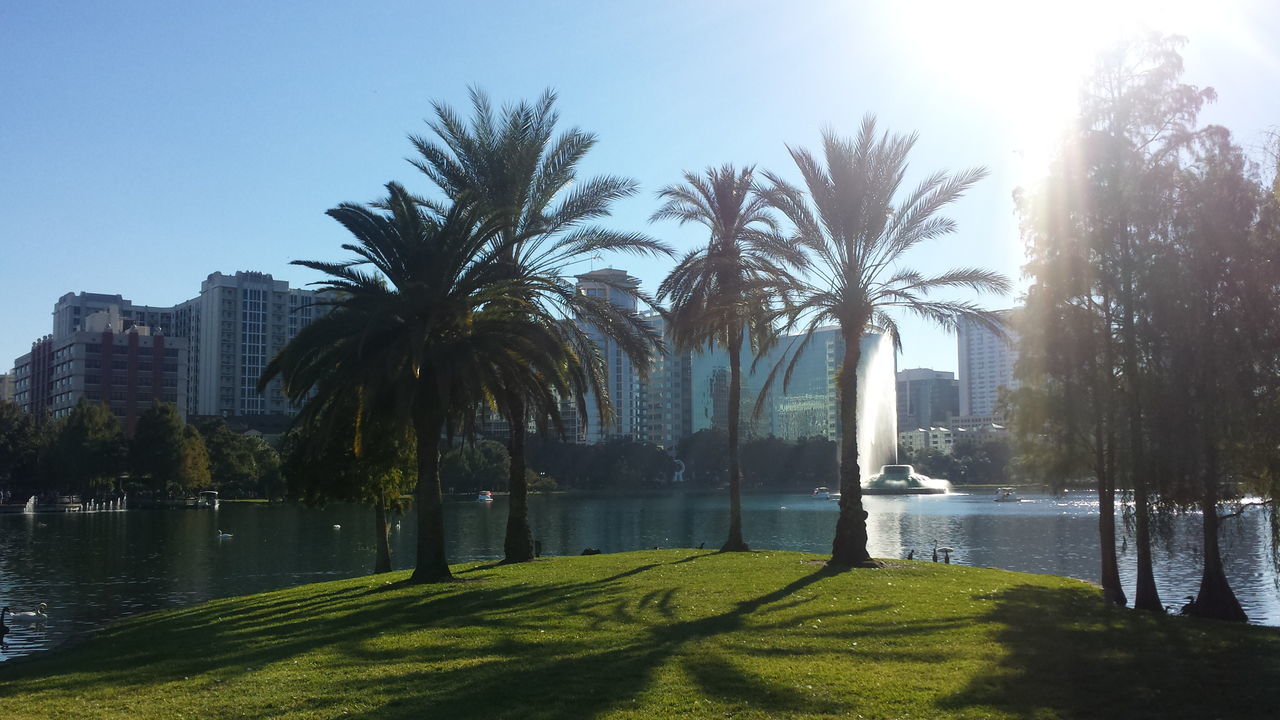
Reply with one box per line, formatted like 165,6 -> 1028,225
13,308 -> 187,434
957,310 -> 1019,418
638,310 -> 692,450
173,271 -> 323,417
895,368 -> 959,430
687,327 -> 899,476
0,372 -> 14,403
12,336 -> 53,420
53,292 -> 176,341
574,269 -> 644,443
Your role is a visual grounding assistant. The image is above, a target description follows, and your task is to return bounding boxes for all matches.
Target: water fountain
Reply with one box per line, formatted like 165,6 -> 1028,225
850,332 -> 950,494
854,332 -> 899,482
863,464 -> 950,495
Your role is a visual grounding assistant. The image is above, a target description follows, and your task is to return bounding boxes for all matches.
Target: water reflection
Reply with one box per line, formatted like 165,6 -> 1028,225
1,490 -> 1276,663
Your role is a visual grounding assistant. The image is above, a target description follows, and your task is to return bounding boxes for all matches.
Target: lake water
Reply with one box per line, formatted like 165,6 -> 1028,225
2,489 -> 1276,663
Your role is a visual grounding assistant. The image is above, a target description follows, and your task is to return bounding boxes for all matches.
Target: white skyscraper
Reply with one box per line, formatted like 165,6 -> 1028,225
638,309 -> 692,450
173,271 -> 324,417
574,268 -> 643,443
957,309 -> 1019,418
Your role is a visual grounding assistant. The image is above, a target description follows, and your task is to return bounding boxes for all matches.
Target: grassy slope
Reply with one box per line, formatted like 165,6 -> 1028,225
3,550 -> 1277,719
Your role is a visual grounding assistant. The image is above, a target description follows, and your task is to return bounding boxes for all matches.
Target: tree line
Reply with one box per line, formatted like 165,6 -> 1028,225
0,399 -> 280,499
1009,34 -> 1280,621
902,436 -> 1014,485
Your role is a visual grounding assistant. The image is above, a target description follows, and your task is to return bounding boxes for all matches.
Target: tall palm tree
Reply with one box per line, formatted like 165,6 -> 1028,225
652,165 -> 803,552
262,182 -> 598,582
409,88 -> 670,563
763,116 -> 1010,567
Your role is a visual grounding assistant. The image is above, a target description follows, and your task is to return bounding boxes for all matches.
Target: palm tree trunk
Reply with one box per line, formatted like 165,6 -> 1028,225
722,331 -> 749,552
503,395 -> 535,563
374,491 -> 392,574
410,407 -> 452,583
831,325 -> 874,567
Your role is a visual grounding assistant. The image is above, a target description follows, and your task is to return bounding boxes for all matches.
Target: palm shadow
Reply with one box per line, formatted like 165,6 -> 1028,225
4,553 -> 931,719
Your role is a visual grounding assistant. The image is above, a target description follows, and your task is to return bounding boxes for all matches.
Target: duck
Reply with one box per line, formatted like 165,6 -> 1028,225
1180,595 -> 1198,615
11,602 -> 47,623
217,530 -> 234,539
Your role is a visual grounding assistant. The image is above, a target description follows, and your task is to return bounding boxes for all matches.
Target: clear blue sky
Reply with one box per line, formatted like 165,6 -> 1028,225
2,1 -> 1277,374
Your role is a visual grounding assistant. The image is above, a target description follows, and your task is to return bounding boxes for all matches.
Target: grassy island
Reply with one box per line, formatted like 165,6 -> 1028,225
4,551 -> 1278,719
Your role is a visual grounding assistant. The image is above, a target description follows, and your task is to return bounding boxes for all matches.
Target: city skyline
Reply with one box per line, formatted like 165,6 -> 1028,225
4,2 -> 1277,373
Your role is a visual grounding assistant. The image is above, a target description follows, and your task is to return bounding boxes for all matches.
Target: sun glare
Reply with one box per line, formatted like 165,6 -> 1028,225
892,0 -> 1246,186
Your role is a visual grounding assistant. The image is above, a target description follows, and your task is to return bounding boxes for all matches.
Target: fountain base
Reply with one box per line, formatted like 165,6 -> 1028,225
861,465 -> 951,495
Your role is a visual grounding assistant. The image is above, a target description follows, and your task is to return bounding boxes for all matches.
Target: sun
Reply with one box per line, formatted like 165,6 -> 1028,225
886,0 -> 1234,185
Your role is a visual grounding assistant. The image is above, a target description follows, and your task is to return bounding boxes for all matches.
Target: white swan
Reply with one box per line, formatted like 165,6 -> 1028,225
11,603 -> 47,623
217,530 -> 233,539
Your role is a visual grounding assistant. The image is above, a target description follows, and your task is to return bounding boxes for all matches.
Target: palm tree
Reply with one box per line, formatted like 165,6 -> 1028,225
652,165 -> 802,551
409,88 -> 670,563
262,182 -> 598,582
763,116 -> 1009,567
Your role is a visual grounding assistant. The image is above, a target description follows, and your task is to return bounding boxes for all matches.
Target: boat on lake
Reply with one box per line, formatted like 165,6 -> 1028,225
477,490 -> 494,502
811,487 -> 831,500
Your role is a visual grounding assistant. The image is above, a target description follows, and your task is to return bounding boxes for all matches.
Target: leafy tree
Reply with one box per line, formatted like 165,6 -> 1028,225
129,403 -> 185,494
408,89 -> 668,564
1247,132 -> 1280,577
653,165 -> 802,551
1140,127 -> 1264,621
763,116 -> 1008,567
440,440 -> 510,494
1007,286 -> 1127,602
523,436 -> 673,491
739,435 -> 790,490
195,419 -> 258,492
178,425 -> 212,491
675,429 -> 729,489
0,400 -> 39,486
1015,34 -> 1215,612
39,399 -> 124,496
786,436 -> 839,492
527,469 -> 558,494
264,183 -> 600,583
280,406 -> 414,574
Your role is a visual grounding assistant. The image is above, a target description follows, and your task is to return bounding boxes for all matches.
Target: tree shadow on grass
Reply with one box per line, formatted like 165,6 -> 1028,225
327,560 -> 860,720
2,554 -> 926,720
937,584 -> 1280,719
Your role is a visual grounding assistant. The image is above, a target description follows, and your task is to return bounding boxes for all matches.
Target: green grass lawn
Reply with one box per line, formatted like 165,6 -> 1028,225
4,550 -> 1278,719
